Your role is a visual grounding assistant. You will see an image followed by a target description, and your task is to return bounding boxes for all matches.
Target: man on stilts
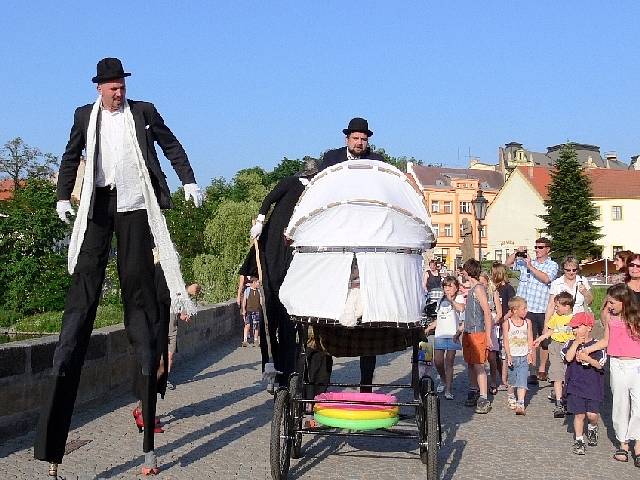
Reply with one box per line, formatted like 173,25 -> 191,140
34,58 -> 202,477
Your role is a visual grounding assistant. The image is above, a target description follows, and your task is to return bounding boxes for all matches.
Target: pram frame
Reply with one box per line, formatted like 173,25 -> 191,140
269,324 -> 442,480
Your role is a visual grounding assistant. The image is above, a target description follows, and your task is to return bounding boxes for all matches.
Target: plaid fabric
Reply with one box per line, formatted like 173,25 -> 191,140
303,323 -> 419,357
514,257 -> 559,313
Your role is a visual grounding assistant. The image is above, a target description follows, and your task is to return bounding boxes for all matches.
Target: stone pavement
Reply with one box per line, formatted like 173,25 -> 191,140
1,340 -> 638,480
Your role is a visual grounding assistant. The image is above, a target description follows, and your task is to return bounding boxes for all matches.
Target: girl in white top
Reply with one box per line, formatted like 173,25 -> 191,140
425,276 -> 465,400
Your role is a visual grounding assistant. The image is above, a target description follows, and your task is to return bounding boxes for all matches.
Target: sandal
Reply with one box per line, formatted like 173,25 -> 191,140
613,449 -> 629,462
489,386 -> 498,395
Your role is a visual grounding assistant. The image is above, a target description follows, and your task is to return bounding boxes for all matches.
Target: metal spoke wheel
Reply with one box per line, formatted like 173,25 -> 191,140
417,376 -> 440,479
270,389 -> 293,480
288,373 -> 304,459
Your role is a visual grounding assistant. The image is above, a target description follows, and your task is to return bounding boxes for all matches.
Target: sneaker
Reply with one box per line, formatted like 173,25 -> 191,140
553,404 -> 566,418
515,403 -> 526,415
475,397 -> 492,414
573,439 -> 586,455
242,341 -> 248,347
527,374 -> 539,386
548,391 -> 556,402
586,426 -> 598,446
444,391 -> 454,400
508,396 -> 517,410
436,382 -> 445,394
465,390 -> 480,407
166,380 -> 176,391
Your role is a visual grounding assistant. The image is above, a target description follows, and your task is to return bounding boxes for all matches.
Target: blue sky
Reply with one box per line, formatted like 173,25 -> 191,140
2,1 -> 639,189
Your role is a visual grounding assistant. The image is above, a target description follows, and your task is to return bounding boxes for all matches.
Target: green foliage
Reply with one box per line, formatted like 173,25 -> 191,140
13,304 -> 123,333
540,143 -> 602,262
101,256 -> 122,305
370,145 -> 427,172
0,309 -> 20,328
591,285 -> 608,321
0,137 -> 59,187
266,157 -> 305,185
194,198 -> 259,303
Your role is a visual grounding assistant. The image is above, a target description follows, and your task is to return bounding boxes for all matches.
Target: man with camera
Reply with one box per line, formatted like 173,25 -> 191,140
505,237 -> 559,384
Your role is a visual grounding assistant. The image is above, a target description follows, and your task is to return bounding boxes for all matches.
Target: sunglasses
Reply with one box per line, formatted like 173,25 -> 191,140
564,268 -> 577,272
534,245 -> 548,249
629,263 -> 640,268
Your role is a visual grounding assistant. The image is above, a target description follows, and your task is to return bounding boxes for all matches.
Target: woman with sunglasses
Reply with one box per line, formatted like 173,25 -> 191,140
625,253 -> 640,302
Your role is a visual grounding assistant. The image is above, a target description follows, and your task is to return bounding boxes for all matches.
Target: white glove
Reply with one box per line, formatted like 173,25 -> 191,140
250,214 -> 266,239
184,183 -> 203,207
262,362 -> 282,392
56,200 -> 75,223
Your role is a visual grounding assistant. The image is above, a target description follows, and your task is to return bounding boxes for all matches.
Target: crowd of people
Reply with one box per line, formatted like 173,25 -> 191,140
423,241 -> 640,465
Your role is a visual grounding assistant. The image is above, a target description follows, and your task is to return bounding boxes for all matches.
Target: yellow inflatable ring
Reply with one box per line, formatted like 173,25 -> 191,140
314,406 -> 399,420
313,412 -> 399,431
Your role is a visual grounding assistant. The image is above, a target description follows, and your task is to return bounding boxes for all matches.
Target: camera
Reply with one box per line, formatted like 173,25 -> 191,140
515,250 -> 528,258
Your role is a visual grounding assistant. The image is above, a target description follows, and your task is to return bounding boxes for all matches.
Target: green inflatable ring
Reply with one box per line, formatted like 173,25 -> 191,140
314,412 -> 399,430
314,406 -> 399,420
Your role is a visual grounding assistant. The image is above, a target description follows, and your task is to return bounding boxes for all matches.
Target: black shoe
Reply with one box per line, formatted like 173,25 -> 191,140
553,405 -> 566,418
573,439 -> 586,455
465,390 -> 480,407
475,397 -> 492,414
586,426 -> 598,446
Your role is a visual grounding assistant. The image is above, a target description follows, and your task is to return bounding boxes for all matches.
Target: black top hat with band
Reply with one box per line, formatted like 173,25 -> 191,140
342,117 -> 373,137
92,57 -> 131,84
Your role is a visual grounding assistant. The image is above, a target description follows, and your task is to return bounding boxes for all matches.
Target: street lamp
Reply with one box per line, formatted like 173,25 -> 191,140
471,189 -> 489,262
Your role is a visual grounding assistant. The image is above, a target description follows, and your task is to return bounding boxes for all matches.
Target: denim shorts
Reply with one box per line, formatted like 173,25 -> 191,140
508,355 -> 529,390
434,336 -> 461,351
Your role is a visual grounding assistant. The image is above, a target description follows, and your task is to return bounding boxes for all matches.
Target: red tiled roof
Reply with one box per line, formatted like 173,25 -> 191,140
517,166 -> 640,199
411,164 -> 504,190
0,179 -> 15,201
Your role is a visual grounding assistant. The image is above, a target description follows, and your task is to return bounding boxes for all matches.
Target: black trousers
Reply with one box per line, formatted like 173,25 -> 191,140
305,352 -> 376,396
34,188 -> 161,464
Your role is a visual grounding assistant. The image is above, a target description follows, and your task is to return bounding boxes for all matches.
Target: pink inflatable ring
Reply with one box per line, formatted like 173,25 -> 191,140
314,392 -> 398,411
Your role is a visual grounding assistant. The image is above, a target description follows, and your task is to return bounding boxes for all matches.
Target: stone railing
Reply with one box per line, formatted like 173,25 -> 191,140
0,300 -> 240,440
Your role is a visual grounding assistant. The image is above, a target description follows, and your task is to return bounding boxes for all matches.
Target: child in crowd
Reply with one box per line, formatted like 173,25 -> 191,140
503,296 -> 533,415
533,291 -> 575,418
492,262 -> 516,390
561,312 -> 606,455
241,277 -> 262,347
425,276 -> 465,400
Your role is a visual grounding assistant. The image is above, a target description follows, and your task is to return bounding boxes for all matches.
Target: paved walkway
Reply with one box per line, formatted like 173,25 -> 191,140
1,341 -> 638,479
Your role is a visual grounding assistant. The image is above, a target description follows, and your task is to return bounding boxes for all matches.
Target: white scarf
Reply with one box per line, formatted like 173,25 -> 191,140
68,96 -> 197,316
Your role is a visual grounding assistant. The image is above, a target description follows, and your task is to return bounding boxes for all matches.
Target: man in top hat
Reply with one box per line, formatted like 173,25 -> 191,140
318,117 -> 384,171
35,57 -> 202,477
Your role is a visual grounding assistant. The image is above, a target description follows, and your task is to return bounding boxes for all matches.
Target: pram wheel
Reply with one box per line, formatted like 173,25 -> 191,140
288,373 -> 304,459
417,376 -> 440,479
270,389 -> 293,479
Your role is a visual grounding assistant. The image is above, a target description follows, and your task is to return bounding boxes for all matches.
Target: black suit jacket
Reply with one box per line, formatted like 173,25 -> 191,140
318,146 -> 385,171
57,99 -> 196,217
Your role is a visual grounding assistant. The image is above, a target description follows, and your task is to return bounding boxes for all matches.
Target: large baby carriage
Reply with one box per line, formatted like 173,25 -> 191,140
269,160 -> 441,479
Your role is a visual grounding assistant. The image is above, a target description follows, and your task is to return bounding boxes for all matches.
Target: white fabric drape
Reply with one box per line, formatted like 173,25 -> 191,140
356,252 -> 425,325
279,252 -> 353,320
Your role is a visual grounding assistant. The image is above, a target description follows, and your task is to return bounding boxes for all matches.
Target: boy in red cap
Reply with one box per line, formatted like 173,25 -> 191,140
561,312 -> 607,455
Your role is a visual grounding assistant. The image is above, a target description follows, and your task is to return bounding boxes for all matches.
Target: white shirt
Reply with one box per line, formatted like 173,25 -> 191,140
96,106 -> 145,212
549,275 -> 591,313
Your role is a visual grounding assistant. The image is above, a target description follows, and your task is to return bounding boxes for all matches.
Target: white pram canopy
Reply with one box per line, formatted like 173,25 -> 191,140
279,160 -> 436,326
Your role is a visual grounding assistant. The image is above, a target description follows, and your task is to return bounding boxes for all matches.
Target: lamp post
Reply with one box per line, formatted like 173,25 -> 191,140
471,189 -> 489,262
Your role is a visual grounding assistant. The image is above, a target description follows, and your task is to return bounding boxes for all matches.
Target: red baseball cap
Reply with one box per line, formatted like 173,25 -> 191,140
569,311 -> 595,328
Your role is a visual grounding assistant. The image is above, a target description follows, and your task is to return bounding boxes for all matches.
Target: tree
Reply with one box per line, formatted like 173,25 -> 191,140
370,145 -> 429,172
0,179 -> 70,314
265,157 -> 305,185
540,143 -> 602,262
0,137 -> 58,189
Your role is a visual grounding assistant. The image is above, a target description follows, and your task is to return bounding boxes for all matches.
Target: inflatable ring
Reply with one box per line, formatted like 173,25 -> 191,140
314,392 -> 398,411
313,406 -> 398,420
313,412 -> 398,431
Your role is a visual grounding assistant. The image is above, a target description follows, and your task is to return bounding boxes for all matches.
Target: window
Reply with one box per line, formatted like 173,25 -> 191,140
505,249 -> 511,258
594,205 -> 601,220
443,201 -> 452,213
612,206 -> 623,221
432,224 -> 439,238
431,200 -> 439,213
459,222 -> 465,236
443,224 -> 453,237
459,201 -> 472,214
495,250 -> 503,263
613,245 -> 624,256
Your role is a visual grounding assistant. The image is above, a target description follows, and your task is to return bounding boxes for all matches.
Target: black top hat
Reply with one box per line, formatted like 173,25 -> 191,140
343,117 -> 373,137
296,158 -> 319,178
92,57 -> 131,84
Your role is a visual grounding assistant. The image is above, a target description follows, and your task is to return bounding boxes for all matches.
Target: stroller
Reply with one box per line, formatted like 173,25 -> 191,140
270,160 -> 441,479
